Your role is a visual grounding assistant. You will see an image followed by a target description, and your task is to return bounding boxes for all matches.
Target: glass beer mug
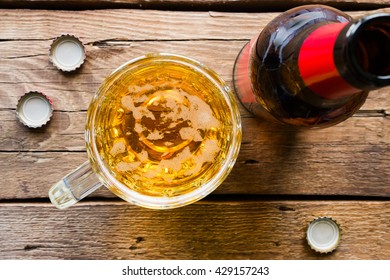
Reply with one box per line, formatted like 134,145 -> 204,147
49,53 -> 242,209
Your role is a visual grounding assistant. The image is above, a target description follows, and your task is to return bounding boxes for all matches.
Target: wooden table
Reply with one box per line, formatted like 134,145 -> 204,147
0,0 -> 389,260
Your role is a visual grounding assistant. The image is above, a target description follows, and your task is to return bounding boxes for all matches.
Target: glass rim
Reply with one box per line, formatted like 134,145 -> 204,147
86,53 -> 242,209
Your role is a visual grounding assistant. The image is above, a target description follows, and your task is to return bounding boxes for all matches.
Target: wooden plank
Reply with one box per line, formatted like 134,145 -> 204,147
0,9 -> 276,41
0,40 -> 389,112
0,200 -> 389,259
0,110 -> 86,152
1,9 -> 389,114
0,0 -> 389,11
1,9 -> 389,41
0,7 -> 389,263
0,151 -> 114,199
1,9 -> 388,199
2,110 -> 389,151
0,40 -> 246,111
1,114 -> 388,199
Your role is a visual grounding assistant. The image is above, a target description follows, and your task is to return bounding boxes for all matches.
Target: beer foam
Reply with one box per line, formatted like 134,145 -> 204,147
110,138 -> 126,156
186,94 -> 220,129
138,150 -> 149,162
160,147 -> 192,173
116,161 -> 141,172
184,139 -> 220,177
147,130 -> 164,140
116,87 -> 221,182
179,127 -> 203,141
128,84 -> 154,93
121,95 -> 155,120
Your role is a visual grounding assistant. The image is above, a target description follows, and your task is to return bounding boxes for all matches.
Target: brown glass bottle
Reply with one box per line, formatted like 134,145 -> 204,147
233,5 -> 390,128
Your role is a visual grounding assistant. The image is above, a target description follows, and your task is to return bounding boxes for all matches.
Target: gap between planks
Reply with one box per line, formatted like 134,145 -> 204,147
1,194 -> 390,206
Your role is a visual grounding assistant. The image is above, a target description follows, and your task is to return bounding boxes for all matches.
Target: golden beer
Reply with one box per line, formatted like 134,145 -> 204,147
90,54 -> 241,199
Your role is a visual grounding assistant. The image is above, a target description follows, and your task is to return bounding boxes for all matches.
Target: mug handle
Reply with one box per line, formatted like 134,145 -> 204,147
48,161 -> 103,209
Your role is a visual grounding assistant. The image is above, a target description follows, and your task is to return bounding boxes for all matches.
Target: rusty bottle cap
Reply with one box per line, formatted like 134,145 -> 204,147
306,217 -> 341,253
49,34 -> 86,72
16,91 -> 53,128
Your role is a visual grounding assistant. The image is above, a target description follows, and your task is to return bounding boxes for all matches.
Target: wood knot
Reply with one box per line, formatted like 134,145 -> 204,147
277,205 -> 295,212
24,245 -> 41,251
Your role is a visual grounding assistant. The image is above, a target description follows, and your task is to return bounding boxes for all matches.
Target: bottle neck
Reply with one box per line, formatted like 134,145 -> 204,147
298,13 -> 390,100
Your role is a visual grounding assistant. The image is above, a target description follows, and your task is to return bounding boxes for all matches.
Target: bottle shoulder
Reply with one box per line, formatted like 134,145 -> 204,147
248,6 -> 367,128
256,5 -> 351,59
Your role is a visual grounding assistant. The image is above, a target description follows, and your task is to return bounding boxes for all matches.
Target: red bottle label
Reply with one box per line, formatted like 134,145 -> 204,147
298,22 -> 360,99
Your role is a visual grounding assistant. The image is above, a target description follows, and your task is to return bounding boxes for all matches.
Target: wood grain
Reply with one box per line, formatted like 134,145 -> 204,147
1,107 -> 389,151
0,201 -> 389,259
0,9 -> 388,201
1,9 -> 389,114
0,40 -> 389,112
0,9 -> 389,42
1,112 -> 389,199
0,0 -> 389,11
0,6 -> 389,261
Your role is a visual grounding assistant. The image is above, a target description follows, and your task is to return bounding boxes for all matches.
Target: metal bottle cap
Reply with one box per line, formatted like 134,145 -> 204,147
16,91 -> 53,128
49,34 -> 86,72
306,217 -> 341,253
